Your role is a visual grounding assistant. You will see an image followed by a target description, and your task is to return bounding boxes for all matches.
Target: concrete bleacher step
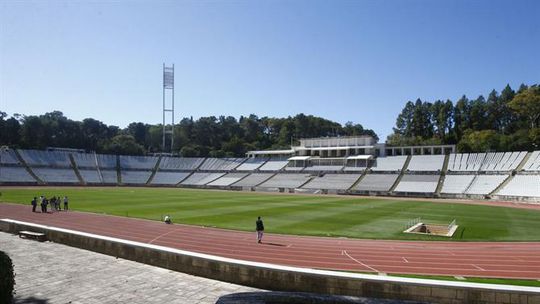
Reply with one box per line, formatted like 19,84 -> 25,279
13,149 -> 44,184
146,156 -> 162,185
389,155 -> 411,192
435,154 -> 450,195
69,154 -> 86,185
116,155 -> 122,185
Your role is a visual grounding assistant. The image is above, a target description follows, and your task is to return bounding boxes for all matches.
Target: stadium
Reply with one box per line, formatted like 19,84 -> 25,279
2,1 -> 540,304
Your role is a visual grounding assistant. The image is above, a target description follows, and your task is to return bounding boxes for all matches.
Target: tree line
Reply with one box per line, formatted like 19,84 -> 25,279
2,83 -> 538,156
389,84 -> 540,152
0,112 -> 377,157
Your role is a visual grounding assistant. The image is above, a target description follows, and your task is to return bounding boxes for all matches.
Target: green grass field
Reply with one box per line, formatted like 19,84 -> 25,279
2,186 -> 540,241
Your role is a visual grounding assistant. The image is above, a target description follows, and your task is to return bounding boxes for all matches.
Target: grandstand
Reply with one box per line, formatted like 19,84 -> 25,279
371,156 -> 407,172
32,168 -> 80,184
302,174 -> 361,190
121,171 -> 152,184
235,158 -> 267,171
0,167 -> 36,183
258,158 -> 289,171
199,158 -> 244,171
151,172 -> 191,185
465,175 -> 507,195
352,174 -> 399,192
394,174 -> 440,193
207,173 -> 249,186
2,141 -> 540,201
406,155 -> 445,171
18,149 -> 71,167
181,172 -> 226,186
231,173 -> 275,187
120,156 -> 158,170
522,151 -> 540,171
259,173 -> 312,189
498,175 -> 540,197
440,175 -> 475,194
159,157 -> 205,170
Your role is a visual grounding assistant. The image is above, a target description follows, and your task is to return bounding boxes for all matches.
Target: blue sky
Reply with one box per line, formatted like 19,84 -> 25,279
1,0 -> 539,140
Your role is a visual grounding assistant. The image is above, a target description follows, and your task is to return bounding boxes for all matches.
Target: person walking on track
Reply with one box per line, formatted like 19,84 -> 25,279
256,216 -> 264,243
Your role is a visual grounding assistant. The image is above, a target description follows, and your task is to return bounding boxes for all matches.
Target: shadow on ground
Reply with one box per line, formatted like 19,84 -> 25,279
14,296 -> 50,304
216,292 -> 427,304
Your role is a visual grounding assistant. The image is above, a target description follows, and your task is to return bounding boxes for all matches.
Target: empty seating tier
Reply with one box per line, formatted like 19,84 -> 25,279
447,153 -> 486,172
498,175 -> 540,197
258,159 -> 288,171
207,173 -> 249,186
32,168 -> 79,183
181,173 -> 226,186
151,172 -> 191,185
440,175 -> 475,194
232,173 -> 274,187
394,174 -> 440,193
352,174 -> 399,192
119,156 -> 158,170
522,151 -> 540,171
235,158 -> 268,171
0,149 -> 20,164
0,167 -> 36,183
406,155 -> 445,172
371,156 -> 407,171
259,173 -> 312,189
121,171 -> 152,184
96,154 -> 117,169
465,175 -> 507,195
302,174 -> 361,190
159,157 -> 205,170
79,169 -> 102,184
101,170 -> 118,184
480,152 -> 526,171
72,153 -> 98,168
19,149 -> 71,167
199,158 -> 245,171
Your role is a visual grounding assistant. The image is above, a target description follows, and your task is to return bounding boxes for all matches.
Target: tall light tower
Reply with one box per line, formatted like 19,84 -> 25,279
162,63 -> 175,153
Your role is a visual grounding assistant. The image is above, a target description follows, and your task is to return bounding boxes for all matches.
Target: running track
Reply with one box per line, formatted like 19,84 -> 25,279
2,203 -> 540,280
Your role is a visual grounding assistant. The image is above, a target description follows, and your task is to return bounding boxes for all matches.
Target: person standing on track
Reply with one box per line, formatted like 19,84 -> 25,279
256,216 -> 264,243
63,196 -> 69,211
31,197 -> 37,212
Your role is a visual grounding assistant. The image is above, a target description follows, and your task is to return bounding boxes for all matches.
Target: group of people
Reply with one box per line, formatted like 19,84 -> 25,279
31,195 -> 69,213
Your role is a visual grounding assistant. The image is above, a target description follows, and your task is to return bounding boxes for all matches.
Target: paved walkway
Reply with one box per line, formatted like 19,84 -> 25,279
0,232 -> 260,304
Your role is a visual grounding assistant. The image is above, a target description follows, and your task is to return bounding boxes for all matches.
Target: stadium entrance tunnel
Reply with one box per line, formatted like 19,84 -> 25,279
215,292 -> 426,304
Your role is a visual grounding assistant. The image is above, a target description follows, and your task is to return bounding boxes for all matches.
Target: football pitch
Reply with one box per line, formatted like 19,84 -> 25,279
1,187 -> 540,241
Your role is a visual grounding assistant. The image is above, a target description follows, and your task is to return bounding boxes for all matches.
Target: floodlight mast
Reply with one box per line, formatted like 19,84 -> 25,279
162,63 -> 175,153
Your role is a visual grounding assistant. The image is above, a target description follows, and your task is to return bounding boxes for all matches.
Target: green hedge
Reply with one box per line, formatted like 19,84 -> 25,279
0,251 -> 15,304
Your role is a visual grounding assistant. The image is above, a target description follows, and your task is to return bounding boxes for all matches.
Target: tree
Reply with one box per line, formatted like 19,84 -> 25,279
509,85 -> 540,129
104,135 -> 144,155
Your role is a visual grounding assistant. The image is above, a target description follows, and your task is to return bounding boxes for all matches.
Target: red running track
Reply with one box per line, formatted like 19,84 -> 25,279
2,203 -> 540,280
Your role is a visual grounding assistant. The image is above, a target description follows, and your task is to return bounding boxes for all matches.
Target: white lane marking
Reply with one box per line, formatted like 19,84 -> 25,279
342,250 -> 379,272
148,228 -> 184,244
402,257 -> 409,263
472,264 -> 486,271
